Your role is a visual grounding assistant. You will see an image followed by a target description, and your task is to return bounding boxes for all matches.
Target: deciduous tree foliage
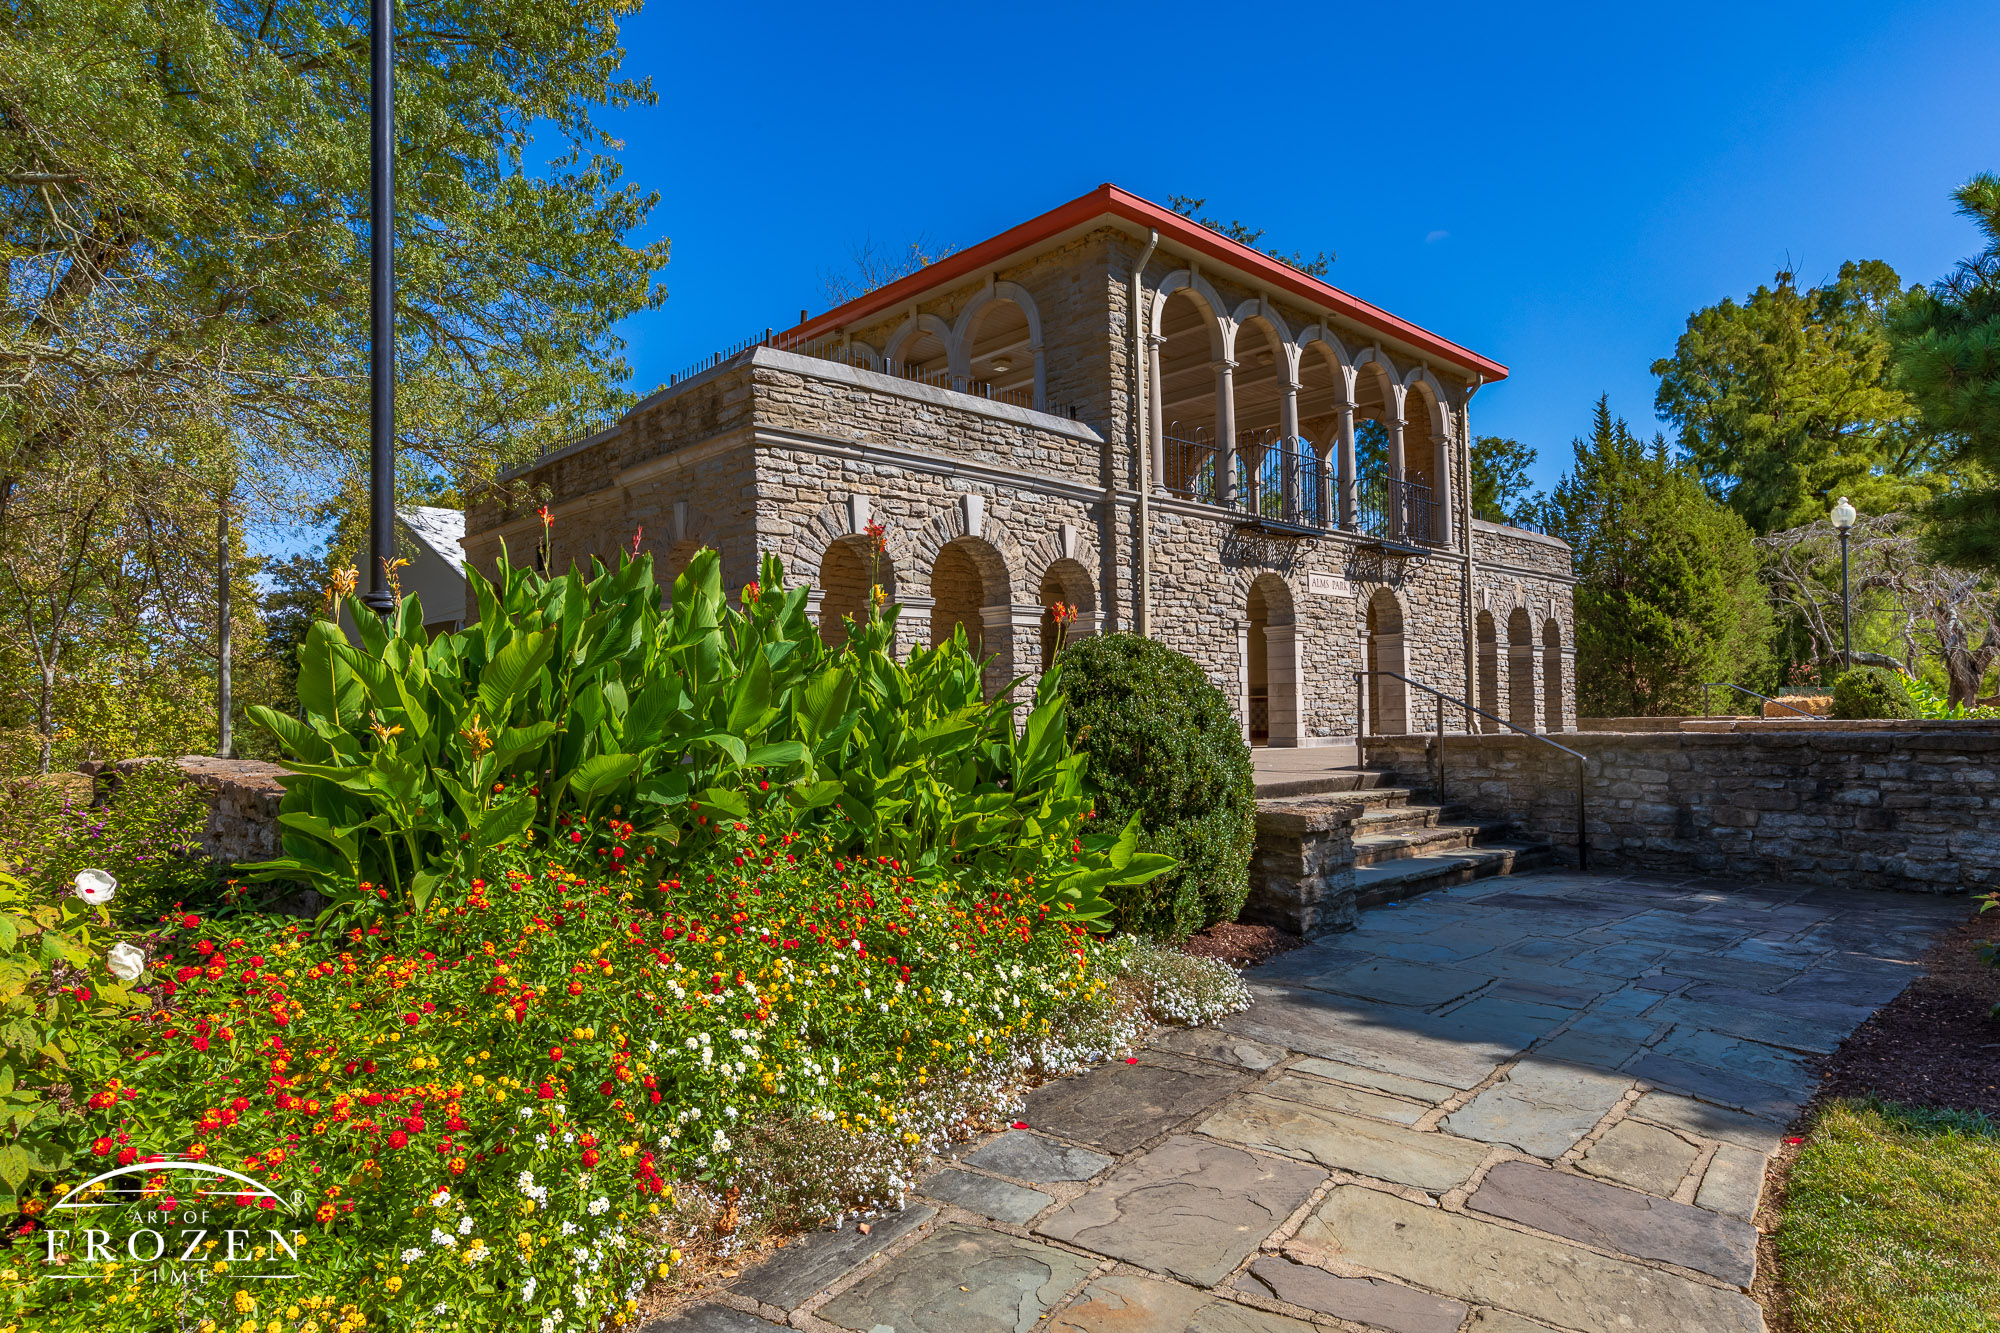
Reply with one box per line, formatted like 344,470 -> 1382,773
2,0 -> 669,493
1653,261 -> 1947,534
1889,172 -> 2000,574
1470,434 -> 1538,525
1538,398 -> 1771,716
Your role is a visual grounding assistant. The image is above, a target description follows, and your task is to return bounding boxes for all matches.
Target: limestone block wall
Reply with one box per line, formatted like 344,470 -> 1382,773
1246,796 -> 1362,937
1362,727 -> 2000,893
85,757 -> 285,864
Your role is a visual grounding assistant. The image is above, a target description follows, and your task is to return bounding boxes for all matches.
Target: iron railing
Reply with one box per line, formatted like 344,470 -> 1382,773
1358,475 -> 1443,547
1162,426 -> 1330,530
1701,682 -> 1824,719
1356,669 -> 1591,871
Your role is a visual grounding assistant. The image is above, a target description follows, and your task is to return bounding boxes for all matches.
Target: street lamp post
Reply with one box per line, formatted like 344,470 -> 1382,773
1831,496 -> 1857,673
360,0 -> 397,619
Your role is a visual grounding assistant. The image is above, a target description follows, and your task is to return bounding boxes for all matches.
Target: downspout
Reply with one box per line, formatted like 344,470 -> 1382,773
1460,374 -> 1484,733
1131,228 -> 1159,637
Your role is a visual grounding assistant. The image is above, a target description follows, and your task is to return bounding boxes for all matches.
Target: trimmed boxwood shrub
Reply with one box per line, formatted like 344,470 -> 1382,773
1832,666 -> 1919,720
1054,633 -> 1256,942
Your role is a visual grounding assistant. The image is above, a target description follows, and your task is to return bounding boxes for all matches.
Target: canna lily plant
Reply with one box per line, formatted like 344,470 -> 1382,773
247,540 -> 1170,927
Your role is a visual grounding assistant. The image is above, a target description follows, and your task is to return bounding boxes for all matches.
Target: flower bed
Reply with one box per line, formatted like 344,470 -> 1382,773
4,816 -> 1243,1333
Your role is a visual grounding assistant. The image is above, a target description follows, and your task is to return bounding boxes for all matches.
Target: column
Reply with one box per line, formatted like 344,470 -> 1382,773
1387,415 -> 1407,537
1433,434 -> 1456,547
1337,406 -> 1358,530
1148,335 -> 1166,490
1234,616 -> 1253,743
1029,342 -> 1046,412
1215,358 -> 1239,506
1279,382 -> 1301,523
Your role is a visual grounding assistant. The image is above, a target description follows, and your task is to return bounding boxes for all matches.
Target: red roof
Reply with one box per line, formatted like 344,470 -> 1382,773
789,184 -> 1508,383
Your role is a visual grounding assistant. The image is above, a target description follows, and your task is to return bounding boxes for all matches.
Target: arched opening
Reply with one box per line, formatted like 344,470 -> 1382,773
1507,608 -> 1536,731
1298,341 -> 1346,527
661,539 -> 703,604
1477,611 -> 1500,732
817,535 -> 895,649
1233,317 -> 1288,519
964,298 -> 1035,408
1353,361 -> 1397,536
1366,588 -> 1407,735
1245,573 -> 1298,747
1402,384 -> 1442,545
1158,287 -> 1223,503
930,536 -> 1012,694
890,322 -> 951,388
1037,558 -> 1095,671
1543,619 -> 1565,732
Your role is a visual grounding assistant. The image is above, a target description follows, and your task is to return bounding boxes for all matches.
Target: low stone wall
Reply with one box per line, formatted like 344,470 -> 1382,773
1361,728 -> 2000,894
1245,796 -> 1363,937
84,756 -> 287,865
1577,717 -> 1704,733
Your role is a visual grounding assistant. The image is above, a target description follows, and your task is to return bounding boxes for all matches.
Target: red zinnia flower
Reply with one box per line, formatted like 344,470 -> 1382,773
386,1130 -> 408,1149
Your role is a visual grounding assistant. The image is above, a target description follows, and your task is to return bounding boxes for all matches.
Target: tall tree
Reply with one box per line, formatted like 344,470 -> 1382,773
1652,261 -> 1947,534
1538,398 -> 1772,716
1888,172 -> 2000,573
1470,435 -> 1538,524
1,0 -> 670,511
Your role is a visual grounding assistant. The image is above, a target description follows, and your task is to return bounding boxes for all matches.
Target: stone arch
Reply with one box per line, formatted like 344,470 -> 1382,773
953,281 -> 1044,408
1243,571 -> 1299,747
1228,298 -> 1297,373
1543,618 -> 1565,733
928,535 -> 1013,687
1366,587 -> 1408,735
1036,558 -> 1096,671
816,535 -> 898,648
1476,610 -> 1500,733
1149,269 -> 1233,357
1401,378 -> 1451,545
1156,279 -> 1232,500
884,312 -> 955,386
1351,348 -> 1406,419
1507,606 -> 1536,731
788,498 -> 921,591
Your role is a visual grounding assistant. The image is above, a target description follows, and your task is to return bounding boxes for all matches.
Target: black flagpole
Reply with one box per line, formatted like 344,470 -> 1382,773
362,0 -> 397,618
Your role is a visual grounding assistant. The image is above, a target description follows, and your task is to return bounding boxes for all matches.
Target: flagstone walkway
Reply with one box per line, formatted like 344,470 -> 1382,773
647,871 -> 1967,1333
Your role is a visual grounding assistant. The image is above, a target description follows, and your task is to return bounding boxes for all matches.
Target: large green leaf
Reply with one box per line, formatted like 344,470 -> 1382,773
567,753 -> 640,805
477,631 -> 553,722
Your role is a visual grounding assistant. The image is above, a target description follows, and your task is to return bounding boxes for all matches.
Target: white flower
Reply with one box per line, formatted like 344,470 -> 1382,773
521,1276 -> 537,1301
429,1227 -> 457,1249
457,1215 -> 474,1235
106,941 -> 145,981
73,869 -> 116,905
400,1248 -> 424,1263
587,1196 -> 609,1217
518,1105 -> 535,1120
711,1129 -> 731,1152
429,1188 -> 452,1208
561,1220 -> 580,1237
518,1171 -> 537,1191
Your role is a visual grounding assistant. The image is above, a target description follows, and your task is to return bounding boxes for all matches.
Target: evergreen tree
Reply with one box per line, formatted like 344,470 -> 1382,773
1653,262 -> 1948,534
1538,398 -> 1773,715
1888,173 -> 2000,573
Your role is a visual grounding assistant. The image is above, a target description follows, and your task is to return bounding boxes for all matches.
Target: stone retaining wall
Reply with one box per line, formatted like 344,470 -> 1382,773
1245,796 -> 1363,937
1362,728 -> 2000,893
84,756 -> 286,865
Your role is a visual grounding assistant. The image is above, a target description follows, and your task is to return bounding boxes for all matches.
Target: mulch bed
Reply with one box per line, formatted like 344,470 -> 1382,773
1181,921 -> 1303,968
1811,905 -> 2000,1118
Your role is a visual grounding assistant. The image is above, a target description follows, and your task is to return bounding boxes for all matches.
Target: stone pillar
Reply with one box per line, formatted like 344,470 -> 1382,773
896,593 -> 936,661
1337,406 -> 1358,530
1279,381 -> 1301,521
982,601 -> 1046,701
1029,342 -> 1046,413
1433,433 -> 1456,548
1264,621 -> 1300,746
1216,359 -> 1239,505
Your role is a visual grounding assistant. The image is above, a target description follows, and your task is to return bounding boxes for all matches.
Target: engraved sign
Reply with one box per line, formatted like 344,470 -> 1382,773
1307,572 -> 1349,597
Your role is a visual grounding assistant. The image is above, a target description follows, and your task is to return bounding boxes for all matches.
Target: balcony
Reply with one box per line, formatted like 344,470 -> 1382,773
1163,428 -> 1446,546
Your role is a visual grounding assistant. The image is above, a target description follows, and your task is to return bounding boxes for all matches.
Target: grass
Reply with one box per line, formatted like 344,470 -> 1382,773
1776,1098 -> 2000,1332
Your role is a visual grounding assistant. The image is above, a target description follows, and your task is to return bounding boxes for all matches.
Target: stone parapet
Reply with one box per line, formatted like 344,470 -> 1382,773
1245,795 -> 1364,937
1361,728 -> 2000,893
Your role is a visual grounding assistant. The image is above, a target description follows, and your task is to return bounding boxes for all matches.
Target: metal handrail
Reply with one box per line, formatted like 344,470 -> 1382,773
1355,669 -> 1590,871
1701,682 -> 1822,719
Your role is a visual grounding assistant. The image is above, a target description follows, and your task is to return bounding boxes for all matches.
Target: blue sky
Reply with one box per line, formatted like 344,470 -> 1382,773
590,0 -> 2000,498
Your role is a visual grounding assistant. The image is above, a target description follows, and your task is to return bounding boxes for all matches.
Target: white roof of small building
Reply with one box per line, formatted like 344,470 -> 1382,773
397,506 -> 466,574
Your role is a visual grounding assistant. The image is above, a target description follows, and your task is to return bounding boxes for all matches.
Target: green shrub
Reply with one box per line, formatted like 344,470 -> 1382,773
1054,633 -> 1255,941
1831,667 -> 1920,719
0,762 -> 215,923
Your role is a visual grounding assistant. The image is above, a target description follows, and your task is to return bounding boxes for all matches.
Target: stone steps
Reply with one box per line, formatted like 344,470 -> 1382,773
1352,818 -> 1519,867
1253,769 -> 1398,800
1353,840 -> 1559,909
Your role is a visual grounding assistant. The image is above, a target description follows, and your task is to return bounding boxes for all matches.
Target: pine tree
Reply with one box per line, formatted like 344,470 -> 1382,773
1538,398 -> 1772,715
1889,173 -> 2000,573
